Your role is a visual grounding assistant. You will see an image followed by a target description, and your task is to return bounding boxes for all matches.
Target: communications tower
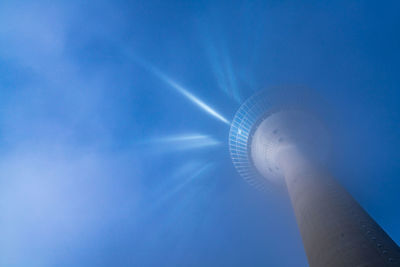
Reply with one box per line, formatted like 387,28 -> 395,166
229,90 -> 400,266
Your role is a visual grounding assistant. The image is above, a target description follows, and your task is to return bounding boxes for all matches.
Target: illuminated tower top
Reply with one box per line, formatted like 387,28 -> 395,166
229,90 -> 329,188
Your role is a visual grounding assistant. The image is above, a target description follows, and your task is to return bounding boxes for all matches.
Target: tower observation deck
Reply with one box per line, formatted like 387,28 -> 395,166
229,90 -> 400,267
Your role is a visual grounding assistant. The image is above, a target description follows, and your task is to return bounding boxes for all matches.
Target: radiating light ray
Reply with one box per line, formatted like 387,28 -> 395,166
160,164 -> 220,239
125,52 -> 231,125
156,73 -> 230,125
137,162 -> 215,226
151,134 -> 215,142
198,26 -> 246,103
205,41 -> 241,103
155,162 -> 214,206
171,161 -> 203,179
142,134 -> 220,151
142,162 -> 220,247
147,161 -> 203,201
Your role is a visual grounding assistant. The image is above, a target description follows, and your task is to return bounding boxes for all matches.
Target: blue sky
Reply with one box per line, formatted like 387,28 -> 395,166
0,0 -> 399,266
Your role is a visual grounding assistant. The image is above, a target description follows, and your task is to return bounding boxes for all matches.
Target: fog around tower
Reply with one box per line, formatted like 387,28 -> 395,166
0,0 -> 399,266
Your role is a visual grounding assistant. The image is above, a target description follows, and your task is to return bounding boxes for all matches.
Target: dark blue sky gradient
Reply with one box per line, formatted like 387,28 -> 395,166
0,0 -> 399,266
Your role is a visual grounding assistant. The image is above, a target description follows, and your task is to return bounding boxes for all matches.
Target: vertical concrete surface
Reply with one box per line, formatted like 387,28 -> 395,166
280,150 -> 400,267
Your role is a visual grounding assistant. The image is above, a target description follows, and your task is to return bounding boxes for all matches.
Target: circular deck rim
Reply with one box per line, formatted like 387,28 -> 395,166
228,90 -> 271,190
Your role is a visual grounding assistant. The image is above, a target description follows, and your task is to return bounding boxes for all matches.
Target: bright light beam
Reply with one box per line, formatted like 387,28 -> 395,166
123,51 -> 230,125
158,74 -> 230,125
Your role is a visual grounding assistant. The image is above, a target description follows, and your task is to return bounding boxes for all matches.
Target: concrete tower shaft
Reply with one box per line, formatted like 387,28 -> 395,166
229,89 -> 400,267
249,111 -> 400,266
279,147 -> 400,266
